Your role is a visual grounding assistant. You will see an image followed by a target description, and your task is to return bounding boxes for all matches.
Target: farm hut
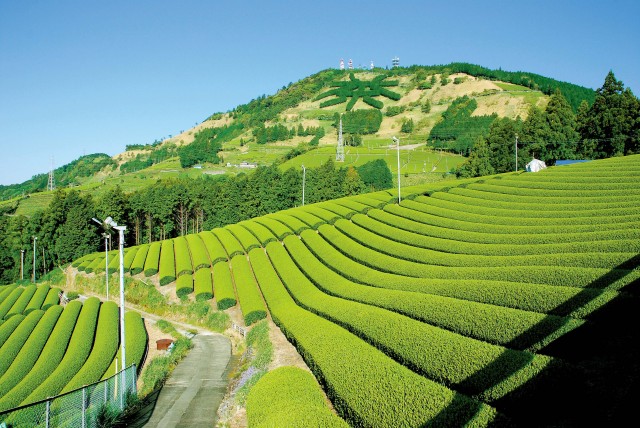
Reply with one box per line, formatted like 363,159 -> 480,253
526,158 -> 547,172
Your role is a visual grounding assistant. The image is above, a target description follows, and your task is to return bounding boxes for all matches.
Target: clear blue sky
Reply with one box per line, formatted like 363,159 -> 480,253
1,0 -> 638,185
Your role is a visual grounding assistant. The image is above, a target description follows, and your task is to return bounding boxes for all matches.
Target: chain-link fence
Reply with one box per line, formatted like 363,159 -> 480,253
0,364 -> 137,428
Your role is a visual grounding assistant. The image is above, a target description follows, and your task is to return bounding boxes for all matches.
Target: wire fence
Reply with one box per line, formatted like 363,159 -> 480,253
0,364 -> 137,428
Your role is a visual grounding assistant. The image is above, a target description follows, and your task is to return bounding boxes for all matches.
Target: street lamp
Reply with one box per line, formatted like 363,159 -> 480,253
20,249 -> 24,281
92,216 -> 127,404
301,164 -> 306,206
102,233 -> 111,300
32,236 -> 37,282
392,136 -> 401,203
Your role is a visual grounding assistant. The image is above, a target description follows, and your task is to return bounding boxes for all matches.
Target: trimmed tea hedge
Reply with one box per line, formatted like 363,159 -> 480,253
129,244 -> 150,275
24,284 -> 50,315
42,287 -> 61,310
102,310 -> 148,379
231,254 -> 266,326
176,273 -> 194,298
143,242 -> 162,277
173,236 -> 194,278
254,217 -> 294,241
0,309 -> 45,378
282,209 -> 325,230
185,234 -> 211,271
270,213 -> 309,235
159,239 -> 176,286
199,231 -> 229,266
194,268 -> 213,301
246,366 -> 349,427
238,220 -> 277,246
316,201 -> 356,219
123,246 -> 139,271
213,228 -> 245,259
0,315 -> 25,349
298,205 -> 342,224
227,223 -> 262,253
213,262 -> 236,310
0,288 -> 23,320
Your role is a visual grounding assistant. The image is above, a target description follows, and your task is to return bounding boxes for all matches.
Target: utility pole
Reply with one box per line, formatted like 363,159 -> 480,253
103,233 -> 110,300
32,236 -> 37,282
20,250 -> 24,280
393,136 -> 401,203
301,165 -> 306,206
515,133 -> 518,172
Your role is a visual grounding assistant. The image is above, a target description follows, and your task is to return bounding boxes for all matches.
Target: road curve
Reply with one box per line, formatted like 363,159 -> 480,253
144,333 -> 232,428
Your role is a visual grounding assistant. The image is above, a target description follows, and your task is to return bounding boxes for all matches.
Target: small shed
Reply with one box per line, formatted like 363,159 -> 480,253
156,338 -> 174,351
526,158 -> 547,172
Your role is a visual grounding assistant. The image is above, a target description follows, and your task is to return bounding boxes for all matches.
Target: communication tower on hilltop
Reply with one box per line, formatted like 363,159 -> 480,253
48,156 -> 55,191
348,59 -> 353,70
340,58 -> 345,70
392,56 -> 400,68
336,115 -> 345,162
370,60 -> 374,70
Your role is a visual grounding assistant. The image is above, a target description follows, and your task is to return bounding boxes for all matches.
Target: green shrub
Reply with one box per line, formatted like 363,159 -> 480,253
231,255 -> 266,326
176,273 -> 193,298
129,244 -> 150,275
185,235 -> 211,272
199,231 -> 229,265
143,242 -> 162,277
194,268 -> 213,301
213,228 -> 245,259
0,309 -> 45,378
0,287 -> 24,320
385,105 -> 405,117
254,217 -> 294,241
158,240 -> 176,286
42,287 -> 61,309
213,262 -> 236,310
173,237 -> 194,278
123,246 -> 139,271
24,284 -> 50,314
226,223 -> 262,252
238,221 -> 277,246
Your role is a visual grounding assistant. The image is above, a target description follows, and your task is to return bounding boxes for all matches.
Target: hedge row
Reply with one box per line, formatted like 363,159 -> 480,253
332,198 -> 371,214
238,220 -> 277,246
84,256 -> 104,274
269,241 -> 554,400
101,310 -> 148,379
227,223 -> 262,253
270,213 -> 309,235
0,288 -> 23,320
317,224 -> 639,289
371,207 -> 640,245
76,257 -> 95,272
24,284 -> 50,315
106,249 -> 121,274
0,309 -> 45,378
176,273 -> 194,298
0,315 -> 25,349
285,234 -> 584,351
254,217 -> 294,241
317,201 -> 357,219
23,297 -> 101,404
283,209 -> 325,230
299,205 -> 342,225
158,240 -> 176,286
185,234 -> 211,271
0,285 -> 17,306
199,231 -> 229,265
231,255 -> 266,326
250,246 -> 499,427
213,228 -> 245,259
60,301 -> 120,394
173,237 -> 194,278
479,177 -> 640,192
299,229 -> 618,319
123,246 -> 139,271
130,244 -> 150,275
417,194 -> 639,220
194,268 -> 213,301
42,288 -> 61,310
463,181 -> 640,198
0,301 -> 81,411
246,366 -> 349,428
0,305 -> 63,400
5,285 -> 37,319
340,217 -> 639,266
143,242 -> 162,276
213,262 -> 236,310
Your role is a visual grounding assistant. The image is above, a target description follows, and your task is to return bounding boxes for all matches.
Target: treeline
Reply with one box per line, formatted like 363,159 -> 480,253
254,124 -> 325,145
0,160 -> 392,284
429,96 -> 497,153
120,143 -> 178,174
0,154 -> 117,201
457,71 -> 640,177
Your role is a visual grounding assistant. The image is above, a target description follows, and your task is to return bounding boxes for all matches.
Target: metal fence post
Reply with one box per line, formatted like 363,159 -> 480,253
45,400 -> 50,428
81,387 -> 86,428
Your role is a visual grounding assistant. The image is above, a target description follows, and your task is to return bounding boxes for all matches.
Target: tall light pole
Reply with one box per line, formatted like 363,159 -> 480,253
20,250 -> 24,281
515,133 -> 518,172
393,136 -> 401,203
93,217 -> 127,397
32,236 -> 37,282
103,233 -> 110,300
301,164 -> 306,206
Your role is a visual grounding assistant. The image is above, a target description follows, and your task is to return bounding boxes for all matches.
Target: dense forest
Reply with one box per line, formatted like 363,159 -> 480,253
0,160 -> 392,284
456,71 -> 640,177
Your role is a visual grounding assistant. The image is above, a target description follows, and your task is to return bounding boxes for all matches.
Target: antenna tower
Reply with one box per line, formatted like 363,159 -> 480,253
392,56 -> 400,68
348,59 -> 353,70
336,115 -> 345,162
339,58 -> 345,70
48,156 -> 56,191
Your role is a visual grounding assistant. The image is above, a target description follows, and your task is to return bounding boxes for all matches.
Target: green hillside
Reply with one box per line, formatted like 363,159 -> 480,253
70,154 -> 640,426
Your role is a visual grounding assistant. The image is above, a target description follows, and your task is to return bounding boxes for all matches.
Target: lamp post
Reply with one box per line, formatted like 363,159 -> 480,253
32,236 -> 37,282
301,164 -> 306,206
515,133 -> 518,172
20,249 -> 24,281
92,217 -> 127,406
102,233 -> 110,300
393,136 -> 401,203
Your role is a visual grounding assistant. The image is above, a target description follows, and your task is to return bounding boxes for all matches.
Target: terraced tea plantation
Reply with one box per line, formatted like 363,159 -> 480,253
0,284 -> 147,416
74,155 -> 640,426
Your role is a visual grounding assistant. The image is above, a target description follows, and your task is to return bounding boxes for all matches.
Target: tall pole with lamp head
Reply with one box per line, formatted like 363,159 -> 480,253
393,137 -> 401,203
103,233 -> 110,300
32,236 -> 37,282
301,164 -> 306,206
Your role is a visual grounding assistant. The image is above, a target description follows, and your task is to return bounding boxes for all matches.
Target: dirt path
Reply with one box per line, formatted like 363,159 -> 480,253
143,333 -> 232,428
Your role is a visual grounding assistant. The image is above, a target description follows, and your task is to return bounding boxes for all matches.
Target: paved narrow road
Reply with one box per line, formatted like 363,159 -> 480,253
144,333 -> 232,428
